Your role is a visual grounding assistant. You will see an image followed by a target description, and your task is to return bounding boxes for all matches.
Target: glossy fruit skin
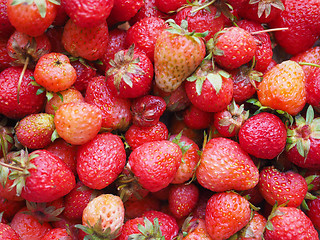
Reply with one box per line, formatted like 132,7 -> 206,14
0,0 -> 14,37
0,67 -> 46,119
305,68 -> 320,109
205,192 -> 251,240
155,0 -> 187,13
128,140 -> 182,192
306,196 -> 320,231
0,37 -> 14,71
258,166 -> 308,207
117,217 -> 145,240
63,0 -> 114,28
239,112 -> 287,159
7,0 -> 58,37
264,207 -> 319,240
76,132 -> 126,190
0,223 -> 21,240
196,137 -> 259,192
214,27 -> 257,70
183,105 -> 213,130
21,150 -> 76,203
62,19 -> 109,61
107,0 -> 144,24
0,196 -> 25,220
257,60 -> 306,116
71,60 -> 97,93
41,228 -> 72,240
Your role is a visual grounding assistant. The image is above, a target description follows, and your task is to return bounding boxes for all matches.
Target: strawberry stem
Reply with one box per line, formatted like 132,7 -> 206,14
191,0 -> 216,13
17,56 -> 30,103
298,62 -> 320,68
0,161 -> 24,172
251,27 -> 288,35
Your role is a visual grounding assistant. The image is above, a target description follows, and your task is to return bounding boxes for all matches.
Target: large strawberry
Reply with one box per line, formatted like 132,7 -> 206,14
154,19 -> 206,92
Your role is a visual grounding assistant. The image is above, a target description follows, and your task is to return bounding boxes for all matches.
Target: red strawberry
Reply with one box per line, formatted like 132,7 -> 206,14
179,218 -> 212,240
185,60 -> 233,113
0,37 -> 14,71
304,67 -> 320,110
42,228 -> 72,240
205,191 -> 251,240
71,60 -> 96,93
155,0 -> 187,13
107,0 -> 144,25
196,137 -> 259,192
258,166 -> 308,207
238,212 -> 267,240
306,196 -> 320,231
0,196 -> 25,221
7,0 -> 59,37
0,222 -> 21,240
117,217 -> 145,240
106,45 -> 154,99
0,0 -> 14,37
154,19 -> 206,92
76,132 -> 126,190
62,19 -> 109,61
264,206 -> 318,239
62,0 -> 114,28
45,26 -> 65,53
15,113 -> 55,149
85,76 -> 132,132
238,112 -> 287,159
182,104 -> 213,130
0,67 -> 46,119
128,140 -> 182,192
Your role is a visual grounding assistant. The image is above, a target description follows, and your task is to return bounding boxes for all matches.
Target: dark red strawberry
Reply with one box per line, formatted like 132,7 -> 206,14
306,196 -> 320,231
155,0 -> 187,13
124,194 -> 161,219
0,196 -> 25,221
0,37 -> 14,71
45,26 -> 65,53
183,105 -> 213,130
0,0 -> 14,37
70,60 -> 97,93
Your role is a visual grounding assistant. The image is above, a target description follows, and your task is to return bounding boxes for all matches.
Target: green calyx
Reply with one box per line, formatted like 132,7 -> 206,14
249,0 -> 285,18
11,0 -> 60,18
128,217 -> 165,240
286,105 -> 320,158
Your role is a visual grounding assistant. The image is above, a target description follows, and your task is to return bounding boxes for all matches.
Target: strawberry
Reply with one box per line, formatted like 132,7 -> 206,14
155,0 -> 187,13
264,206 -> 318,239
258,166 -> 308,207
286,105 -> 320,169
306,196 -> 320,231
0,67 -> 46,119
54,101 -> 102,145
211,27 -> 257,70
0,222 -> 21,240
0,196 -> 25,221
205,191 -> 251,240
196,137 -> 259,192
0,0 -> 14,37
0,36 -> 14,71
130,95 -> 166,127
71,60 -> 96,93
106,45 -> 154,99
185,60 -> 233,113
45,26 -> 65,53
34,52 -> 77,92
238,112 -> 287,159
125,121 -> 169,150
269,0 -> 320,56
62,0 -> 114,28
15,113 -> 55,149
117,217 -> 145,240
41,228 -> 72,240
85,76 -> 132,132
7,0 -> 59,37
62,19 -> 109,61
154,19 -> 206,93
125,17 -> 167,62
76,132 -> 126,190
78,194 -> 124,239
179,218 -> 212,240
182,105 -> 213,130
107,0 -> 144,25
128,140 -> 182,192
257,60 -> 306,115
168,183 -> 199,219
305,67 -> 320,110
237,212 -> 267,240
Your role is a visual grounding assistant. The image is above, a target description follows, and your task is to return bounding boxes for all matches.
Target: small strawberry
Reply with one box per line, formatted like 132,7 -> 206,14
154,19 -> 206,92
155,0 -> 187,13
238,112 -> 287,159
258,166 -> 308,207
306,196 -> 320,231
15,113 -> 55,149
0,222 -> 22,240
71,59 -> 96,93
106,45 -> 154,99
238,212 -> 267,240
205,191 -> 252,240
107,0 -> 144,25
54,101 -> 102,145
42,228 -> 72,240
76,132 -> 126,190
196,137 -> 259,192
182,105 -> 213,130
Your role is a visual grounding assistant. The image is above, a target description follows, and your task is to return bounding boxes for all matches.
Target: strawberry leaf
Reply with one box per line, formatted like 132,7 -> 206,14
207,73 -> 222,94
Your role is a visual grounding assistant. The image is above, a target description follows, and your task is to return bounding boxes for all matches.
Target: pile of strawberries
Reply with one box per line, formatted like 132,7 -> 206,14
1,0 -> 320,239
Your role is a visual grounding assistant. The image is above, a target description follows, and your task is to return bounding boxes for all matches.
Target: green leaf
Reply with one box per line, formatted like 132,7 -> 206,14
207,73 -> 222,94
195,78 -> 204,95
34,0 -> 47,18
306,105 -> 314,125
51,129 -> 59,142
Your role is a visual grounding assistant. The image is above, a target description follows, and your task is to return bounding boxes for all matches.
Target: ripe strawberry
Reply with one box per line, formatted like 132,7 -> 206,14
304,66 -> 320,111
168,183 -> 199,219
257,60 -> 306,116
117,217 -> 145,240
71,60 -> 96,93
15,113 -> 55,149
264,206 -> 318,239
286,105 -> 320,169
0,0 -> 14,37
42,228 -> 72,240
79,194 -> 124,239
270,0 -> 320,55
205,191 -> 251,240
154,19 -> 206,93
0,36 -> 14,71
62,19 -> 109,61
128,140 -> 182,192
62,0 -> 113,28
0,67 -> 46,119
238,212 -> 267,240
45,88 -> 84,115
306,196 -> 320,231
258,166 -> 308,207
182,105 -> 213,130
131,95 -> 166,127
0,196 -> 25,220
106,45 -> 154,99
45,26 -> 65,53
179,218 -> 212,240
125,17 -> 167,62
239,112 -> 287,159
185,60 -> 233,113
155,0 -> 187,13
107,0 -> 144,25
212,27 -> 257,70
85,76 -> 132,132
7,0 -> 59,37
10,207 -> 52,240
0,222 -> 21,240
54,101 -> 102,145
34,52 -> 77,92
76,132 -> 126,190
196,137 -> 259,192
